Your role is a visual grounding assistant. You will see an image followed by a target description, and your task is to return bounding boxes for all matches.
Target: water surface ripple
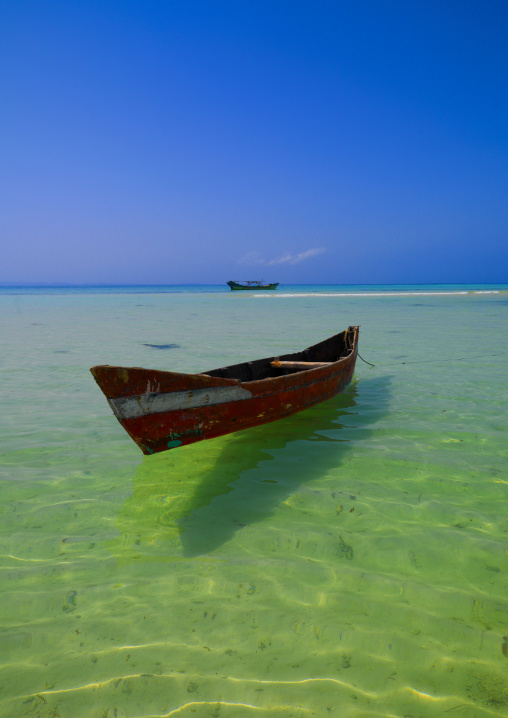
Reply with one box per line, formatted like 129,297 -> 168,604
1,285 -> 507,717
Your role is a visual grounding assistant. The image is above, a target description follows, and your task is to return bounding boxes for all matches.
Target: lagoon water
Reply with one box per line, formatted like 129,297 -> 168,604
1,284 -> 508,717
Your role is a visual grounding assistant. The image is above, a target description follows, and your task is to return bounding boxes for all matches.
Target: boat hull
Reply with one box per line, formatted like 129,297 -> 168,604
90,327 -> 358,455
227,281 -> 279,290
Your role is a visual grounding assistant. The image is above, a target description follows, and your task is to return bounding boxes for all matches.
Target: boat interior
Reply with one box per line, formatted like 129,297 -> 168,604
202,327 -> 357,383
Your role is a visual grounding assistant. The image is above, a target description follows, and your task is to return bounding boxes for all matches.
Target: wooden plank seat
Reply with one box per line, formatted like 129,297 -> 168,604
270,360 -> 333,370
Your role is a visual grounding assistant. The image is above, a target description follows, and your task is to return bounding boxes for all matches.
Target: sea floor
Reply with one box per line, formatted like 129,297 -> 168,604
1,285 -> 507,717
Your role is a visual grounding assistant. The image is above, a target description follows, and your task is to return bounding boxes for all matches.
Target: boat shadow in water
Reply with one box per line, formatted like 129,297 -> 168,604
116,375 -> 391,558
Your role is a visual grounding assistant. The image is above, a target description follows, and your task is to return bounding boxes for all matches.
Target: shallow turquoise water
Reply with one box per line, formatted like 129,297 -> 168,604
1,285 -> 507,717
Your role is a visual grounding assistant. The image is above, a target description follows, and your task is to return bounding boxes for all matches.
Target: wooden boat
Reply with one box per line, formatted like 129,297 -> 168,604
227,280 -> 279,290
90,326 -> 359,455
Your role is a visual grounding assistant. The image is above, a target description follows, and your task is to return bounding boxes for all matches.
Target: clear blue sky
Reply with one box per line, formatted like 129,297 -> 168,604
1,0 -> 507,284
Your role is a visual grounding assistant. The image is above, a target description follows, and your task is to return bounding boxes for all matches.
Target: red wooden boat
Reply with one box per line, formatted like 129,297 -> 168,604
90,326 -> 359,455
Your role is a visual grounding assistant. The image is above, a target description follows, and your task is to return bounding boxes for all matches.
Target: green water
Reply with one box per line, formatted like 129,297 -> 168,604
1,286 -> 507,717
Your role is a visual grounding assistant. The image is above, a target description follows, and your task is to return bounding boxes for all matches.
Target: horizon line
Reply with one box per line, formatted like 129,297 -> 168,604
0,281 -> 507,288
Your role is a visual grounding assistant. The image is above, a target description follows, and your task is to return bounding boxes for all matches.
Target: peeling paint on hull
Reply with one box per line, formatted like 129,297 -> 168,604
90,327 -> 359,455
108,384 -> 254,419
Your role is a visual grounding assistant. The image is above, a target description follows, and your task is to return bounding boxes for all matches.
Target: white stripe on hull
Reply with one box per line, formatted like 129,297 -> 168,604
108,385 -> 253,420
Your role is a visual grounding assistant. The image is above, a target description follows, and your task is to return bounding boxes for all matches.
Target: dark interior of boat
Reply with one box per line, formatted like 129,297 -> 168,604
202,328 -> 356,382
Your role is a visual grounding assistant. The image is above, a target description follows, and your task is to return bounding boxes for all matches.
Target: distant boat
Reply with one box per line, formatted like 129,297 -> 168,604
227,280 -> 279,290
90,326 -> 359,455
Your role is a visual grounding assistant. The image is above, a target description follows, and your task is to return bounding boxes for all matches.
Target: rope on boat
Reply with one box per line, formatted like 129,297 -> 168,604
357,351 -> 507,369
357,352 -> 376,367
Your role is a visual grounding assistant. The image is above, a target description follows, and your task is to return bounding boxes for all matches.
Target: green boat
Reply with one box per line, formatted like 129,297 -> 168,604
227,280 -> 279,291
